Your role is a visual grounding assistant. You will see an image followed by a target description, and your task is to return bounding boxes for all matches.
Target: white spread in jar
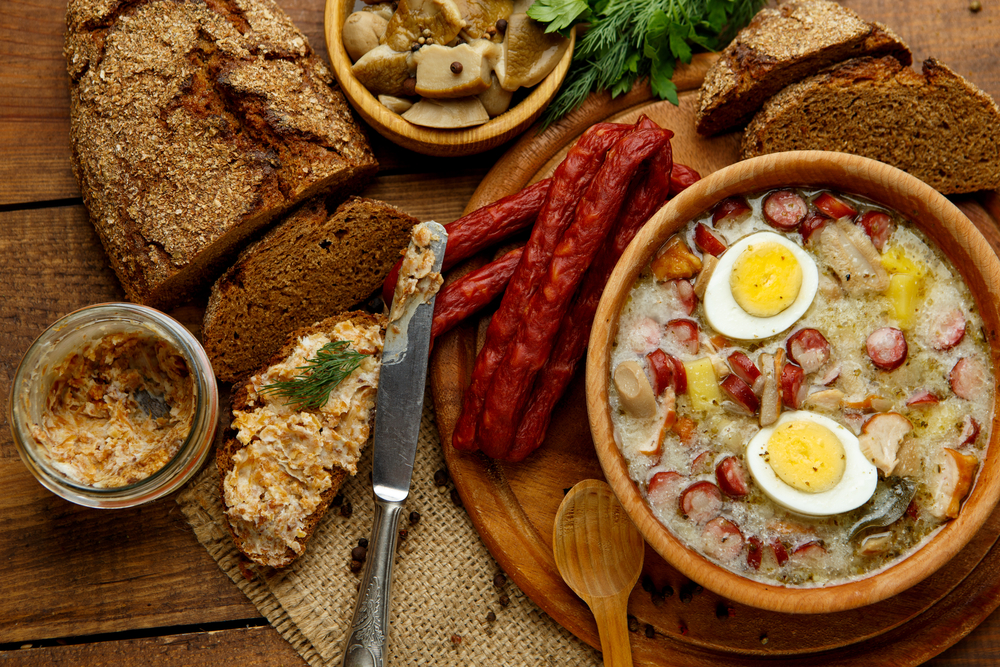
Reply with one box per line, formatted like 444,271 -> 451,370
222,319 -> 383,566
29,332 -> 195,488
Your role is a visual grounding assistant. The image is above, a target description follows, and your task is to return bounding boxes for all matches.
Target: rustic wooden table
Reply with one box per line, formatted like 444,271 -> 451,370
1,0 -> 998,664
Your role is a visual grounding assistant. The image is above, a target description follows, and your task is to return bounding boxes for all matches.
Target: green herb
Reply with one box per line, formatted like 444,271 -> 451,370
260,340 -> 369,411
530,0 -> 766,127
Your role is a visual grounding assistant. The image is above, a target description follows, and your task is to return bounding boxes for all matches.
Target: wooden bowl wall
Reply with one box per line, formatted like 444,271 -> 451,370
586,150 -> 1000,615
324,0 -> 575,157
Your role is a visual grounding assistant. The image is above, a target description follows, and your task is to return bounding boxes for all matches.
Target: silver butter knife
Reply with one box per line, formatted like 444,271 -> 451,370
341,222 -> 447,667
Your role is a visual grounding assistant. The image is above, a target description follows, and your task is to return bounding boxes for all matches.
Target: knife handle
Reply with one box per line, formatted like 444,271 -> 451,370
341,498 -> 404,667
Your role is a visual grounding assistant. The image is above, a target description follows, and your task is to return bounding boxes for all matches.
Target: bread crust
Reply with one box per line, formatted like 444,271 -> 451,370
696,0 -> 910,136
740,57 -> 1000,194
218,310 -> 384,569
65,0 -> 378,308
202,196 -> 417,383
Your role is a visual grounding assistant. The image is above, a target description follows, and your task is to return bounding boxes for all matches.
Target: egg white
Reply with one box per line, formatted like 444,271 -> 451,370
703,231 -> 819,340
745,410 -> 877,517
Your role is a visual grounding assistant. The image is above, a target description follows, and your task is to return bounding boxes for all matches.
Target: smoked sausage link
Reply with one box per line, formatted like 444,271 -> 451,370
430,248 -> 522,340
786,328 -> 831,374
680,481 -> 723,525
382,178 -> 552,303
866,327 -> 908,371
481,127 -> 671,460
763,190 -> 808,230
450,122 -> 632,453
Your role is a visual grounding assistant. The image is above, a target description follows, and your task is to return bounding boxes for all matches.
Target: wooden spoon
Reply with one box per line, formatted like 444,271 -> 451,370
553,479 -> 645,667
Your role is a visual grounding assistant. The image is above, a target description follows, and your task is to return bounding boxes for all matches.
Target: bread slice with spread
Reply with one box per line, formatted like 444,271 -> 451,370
741,56 -> 1000,195
218,311 -> 384,568
203,196 -> 417,383
695,0 -> 910,136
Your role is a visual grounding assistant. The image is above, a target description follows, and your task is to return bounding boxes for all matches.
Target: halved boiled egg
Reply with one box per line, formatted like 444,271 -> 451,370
703,231 -> 818,340
745,410 -> 877,517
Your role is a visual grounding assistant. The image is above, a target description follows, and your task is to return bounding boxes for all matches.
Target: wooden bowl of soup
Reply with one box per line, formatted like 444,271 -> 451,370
586,151 -> 1000,614
324,0 -> 574,157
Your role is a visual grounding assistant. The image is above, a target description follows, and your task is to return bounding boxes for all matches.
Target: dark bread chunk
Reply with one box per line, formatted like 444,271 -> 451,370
741,57 -> 1000,195
218,310 -> 384,569
65,0 -> 378,308
696,0 -> 910,136
203,196 -> 417,383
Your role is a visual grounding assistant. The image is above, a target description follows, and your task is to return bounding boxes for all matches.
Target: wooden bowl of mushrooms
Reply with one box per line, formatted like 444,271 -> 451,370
325,0 -> 574,157
586,151 -> 1000,613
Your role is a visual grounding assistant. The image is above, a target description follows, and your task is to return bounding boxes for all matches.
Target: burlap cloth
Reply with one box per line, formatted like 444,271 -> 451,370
176,394 -> 602,666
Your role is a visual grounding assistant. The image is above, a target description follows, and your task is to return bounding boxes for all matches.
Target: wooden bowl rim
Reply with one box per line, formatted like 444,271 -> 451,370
324,0 -> 575,157
586,150 -> 1000,614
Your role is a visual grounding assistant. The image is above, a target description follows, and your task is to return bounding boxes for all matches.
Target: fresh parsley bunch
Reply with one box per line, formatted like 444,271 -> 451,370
528,0 -> 765,126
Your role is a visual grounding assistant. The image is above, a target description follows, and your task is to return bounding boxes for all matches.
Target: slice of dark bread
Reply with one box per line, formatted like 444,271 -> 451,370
203,196 -> 417,383
218,311 -> 384,569
696,0 -> 910,136
741,56 -> 1000,194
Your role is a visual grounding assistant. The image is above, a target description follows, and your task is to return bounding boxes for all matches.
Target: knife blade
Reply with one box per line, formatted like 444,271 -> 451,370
341,221 -> 447,667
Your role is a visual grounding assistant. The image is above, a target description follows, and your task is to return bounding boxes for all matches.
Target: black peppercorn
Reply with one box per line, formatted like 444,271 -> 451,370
644,624 -> 655,638
350,560 -> 362,572
496,18 -> 507,32
450,488 -> 463,507
498,593 -> 510,607
434,469 -> 449,486
359,537 -> 369,548
351,546 -> 367,562
627,615 -> 638,632
486,611 -> 496,622
402,77 -> 417,95
493,573 -> 507,588
410,511 -> 421,525
450,634 -> 462,645
450,61 -> 463,74
340,500 -> 353,517
640,575 -> 655,593
332,494 -> 344,506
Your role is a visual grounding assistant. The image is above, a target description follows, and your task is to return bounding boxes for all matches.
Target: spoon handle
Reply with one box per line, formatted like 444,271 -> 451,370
588,594 -> 634,667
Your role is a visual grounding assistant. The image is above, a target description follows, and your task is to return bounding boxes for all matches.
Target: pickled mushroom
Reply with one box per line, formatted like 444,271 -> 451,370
352,45 -> 414,96
343,11 -> 389,62
402,97 -> 490,128
496,13 -> 569,91
362,2 -> 396,22
382,0 -> 466,52
478,73 -> 513,116
413,40 -> 499,98
454,0 -> 512,39
378,95 -> 415,114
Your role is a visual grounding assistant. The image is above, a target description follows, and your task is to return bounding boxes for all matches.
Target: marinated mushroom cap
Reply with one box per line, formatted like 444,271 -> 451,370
378,94 -> 416,114
363,2 -> 396,22
382,0 -> 466,52
496,13 -> 569,91
352,45 -> 414,96
478,73 -> 513,116
453,0 -> 513,39
413,41 -> 499,98
402,96 -> 490,128
343,11 -> 389,63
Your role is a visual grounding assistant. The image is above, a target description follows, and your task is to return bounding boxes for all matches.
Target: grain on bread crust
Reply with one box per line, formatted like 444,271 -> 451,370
218,310 -> 384,569
65,0 -> 378,308
740,57 -> 1000,195
202,196 -> 417,383
696,0 -> 910,136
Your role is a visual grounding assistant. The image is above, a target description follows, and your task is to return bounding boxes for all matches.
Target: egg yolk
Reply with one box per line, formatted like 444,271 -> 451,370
765,420 -> 846,493
730,242 -> 803,317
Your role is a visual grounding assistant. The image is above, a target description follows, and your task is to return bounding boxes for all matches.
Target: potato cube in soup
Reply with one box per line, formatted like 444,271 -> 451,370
684,357 -> 721,411
887,273 -> 919,329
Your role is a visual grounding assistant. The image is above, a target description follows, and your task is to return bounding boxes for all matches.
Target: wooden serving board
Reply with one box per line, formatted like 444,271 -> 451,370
429,71 -> 1000,665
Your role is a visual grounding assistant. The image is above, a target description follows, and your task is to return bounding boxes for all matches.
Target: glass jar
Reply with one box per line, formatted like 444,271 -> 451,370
8,303 -> 219,508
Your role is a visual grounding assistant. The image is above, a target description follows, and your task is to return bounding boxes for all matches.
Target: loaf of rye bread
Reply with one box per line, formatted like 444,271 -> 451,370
202,196 -> 418,383
218,310 -> 384,568
695,0 -> 910,136
64,0 -> 378,308
741,56 -> 1000,194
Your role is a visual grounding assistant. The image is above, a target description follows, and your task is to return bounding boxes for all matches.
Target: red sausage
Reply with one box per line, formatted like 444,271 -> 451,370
679,481 -> 723,524
694,223 -> 727,257
858,210 -> 893,252
771,540 -> 790,566
792,541 -> 827,564
671,354 -> 688,395
728,351 -> 764,394
702,517 -> 744,562
720,374 -> 760,415
691,451 -> 714,475
763,190 -> 808,230
646,349 -> 676,395
866,327 -> 908,371
716,457 -> 751,498
929,308 -> 966,350
647,471 -> 686,510
669,279 -> 697,315
950,357 -> 988,400
799,212 -> 829,245
813,192 -> 857,220
780,362 -> 807,409
666,319 -> 700,355
430,248 -> 521,340
669,163 -> 701,196
786,328 -> 831,374
958,415 -> 981,447
712,196 -> 752,227
747,536 -> 763,570
906,389 -> 940,407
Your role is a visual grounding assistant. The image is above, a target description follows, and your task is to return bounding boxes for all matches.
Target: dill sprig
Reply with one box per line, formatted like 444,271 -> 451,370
531,0 -> 766,127
260,340 -> 369,411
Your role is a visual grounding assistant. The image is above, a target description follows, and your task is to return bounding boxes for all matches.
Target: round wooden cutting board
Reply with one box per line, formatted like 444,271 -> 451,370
429,71 -> 1000,665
